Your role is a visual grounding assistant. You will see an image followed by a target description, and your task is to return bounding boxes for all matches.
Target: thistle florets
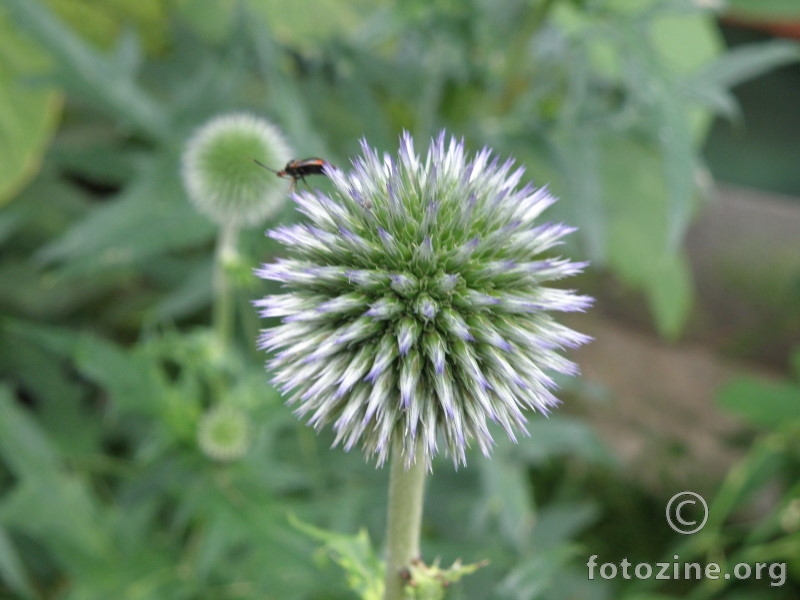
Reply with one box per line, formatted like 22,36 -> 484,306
256,132 -> 592,467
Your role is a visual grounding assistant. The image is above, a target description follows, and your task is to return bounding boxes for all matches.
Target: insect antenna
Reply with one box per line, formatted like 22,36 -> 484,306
253,159 -> 280,174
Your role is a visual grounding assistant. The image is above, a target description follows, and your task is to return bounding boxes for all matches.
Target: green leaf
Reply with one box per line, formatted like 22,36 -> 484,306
602,136 -> 695,337
644,1 -> 722,76
0,385 -> 60,476
717,376 -> 800,428
111,28 -> 143,78
0,526 -> 36,599
149,257 -> 213,322
4,0 -> 170,140
530,502 -> 599,551
691,40 -> 800,90
0,473 -> 110,562
36,153 -> 215,277
2,320 -> 162,414
704,435 -> 792,531
644,251 -> 693,340
478,453 -> 535,551
514,417 -> 615,465
612,11 -> 709,248
0,387 -> 109,561
552,130 -> 606,264
246,13 -> 330,153
72,333 -> 163,415
497,545 -> 579,600
46,0 -> 168,53
289,514 -> 384,600
0,8 -> 61,206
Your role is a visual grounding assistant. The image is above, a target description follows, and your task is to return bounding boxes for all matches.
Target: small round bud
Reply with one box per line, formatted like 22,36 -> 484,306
181,113 -> 293,227
197,405 -> 250,462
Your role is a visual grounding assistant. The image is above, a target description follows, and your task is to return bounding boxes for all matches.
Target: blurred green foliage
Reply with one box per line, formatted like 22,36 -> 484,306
0,0 -> 798,599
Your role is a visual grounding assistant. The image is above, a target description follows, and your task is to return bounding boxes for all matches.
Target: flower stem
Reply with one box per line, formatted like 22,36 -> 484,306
383,446 -> 427,600
213,221 -> 240,347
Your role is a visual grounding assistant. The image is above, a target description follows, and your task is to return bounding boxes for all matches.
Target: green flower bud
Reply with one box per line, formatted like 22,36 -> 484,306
197,405 -> 250,462
181,113 -> 293,227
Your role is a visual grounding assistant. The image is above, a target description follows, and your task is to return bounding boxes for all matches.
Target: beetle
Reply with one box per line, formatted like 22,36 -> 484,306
254,157 -> 330,190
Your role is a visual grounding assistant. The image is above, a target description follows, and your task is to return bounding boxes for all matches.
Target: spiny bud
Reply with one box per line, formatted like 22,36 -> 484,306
181,113 -> 293,227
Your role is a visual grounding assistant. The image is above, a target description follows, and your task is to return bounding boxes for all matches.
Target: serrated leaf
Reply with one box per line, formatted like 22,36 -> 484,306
72,333 -> 162,414
613,19 -> 705,249
692,40 -> 800,90
4,0 -> 169,140
2,320 -> 162,414
602,136 -> 695,336
289,514 -> 384,600
36,153 -> 215,277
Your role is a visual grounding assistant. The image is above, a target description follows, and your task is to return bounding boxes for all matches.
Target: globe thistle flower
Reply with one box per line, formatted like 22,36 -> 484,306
181,113 -> 293,227
197,405 -> 251,462
255,132 -> 592,467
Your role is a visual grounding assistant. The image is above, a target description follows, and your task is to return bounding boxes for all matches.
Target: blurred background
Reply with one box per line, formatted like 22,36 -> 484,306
0,0 -> 798,599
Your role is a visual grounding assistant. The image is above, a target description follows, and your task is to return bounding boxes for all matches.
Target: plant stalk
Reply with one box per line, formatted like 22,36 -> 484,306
383,445 -> 427,600
213,221 -> 239,348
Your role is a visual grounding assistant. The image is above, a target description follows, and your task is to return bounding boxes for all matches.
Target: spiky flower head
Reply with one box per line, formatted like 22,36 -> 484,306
197,405 -> 251,462
256,132 -> 592,468
181,113 -> 293,227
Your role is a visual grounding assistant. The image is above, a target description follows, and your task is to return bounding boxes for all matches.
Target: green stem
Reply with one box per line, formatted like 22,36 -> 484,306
383,445 -> 427,600
213,222 -> 240,348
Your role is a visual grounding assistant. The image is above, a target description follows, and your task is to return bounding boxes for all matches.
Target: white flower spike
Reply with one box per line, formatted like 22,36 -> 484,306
257,131 -> 592,468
